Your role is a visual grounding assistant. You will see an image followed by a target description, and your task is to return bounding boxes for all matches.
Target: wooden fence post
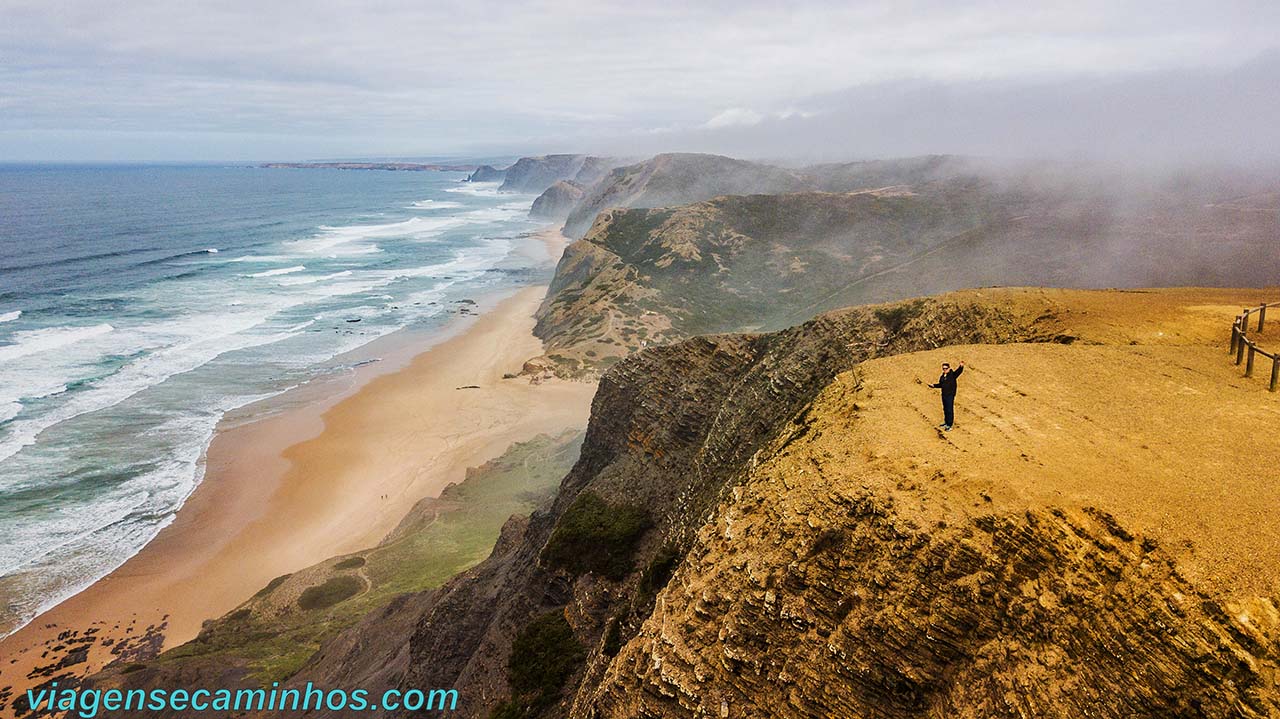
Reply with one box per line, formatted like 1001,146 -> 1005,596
1229,305 -> 1277,388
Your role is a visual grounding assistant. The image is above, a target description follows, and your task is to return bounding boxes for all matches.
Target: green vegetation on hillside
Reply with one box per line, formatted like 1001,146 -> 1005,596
535,188 -> 1002,375
541,491 -> 651,579
297,576 -> 364,610
490,609 -> 587,718
155,430 -> 585,683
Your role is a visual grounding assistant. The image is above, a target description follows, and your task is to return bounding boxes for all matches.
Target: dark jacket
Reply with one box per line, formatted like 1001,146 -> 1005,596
929,366 -> 963,396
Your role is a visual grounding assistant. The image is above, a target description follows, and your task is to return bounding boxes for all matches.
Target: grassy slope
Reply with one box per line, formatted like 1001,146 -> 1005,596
535,187 -> 1004,375
536,176 -> 1279,378
150,430 -> 585,683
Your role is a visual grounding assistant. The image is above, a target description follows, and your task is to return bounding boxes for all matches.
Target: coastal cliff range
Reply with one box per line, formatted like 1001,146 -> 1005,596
500,155 -> 624,195
527,158 -> 1279,377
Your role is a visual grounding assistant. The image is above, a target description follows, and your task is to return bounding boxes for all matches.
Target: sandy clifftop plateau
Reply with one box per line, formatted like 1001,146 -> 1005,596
591,288 -> 1280,717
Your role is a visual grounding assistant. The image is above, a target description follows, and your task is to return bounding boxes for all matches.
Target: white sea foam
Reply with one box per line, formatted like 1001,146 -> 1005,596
229,254 -> 296,263
0,316 -> 306,465
277,270 -> 354,286
204,248 -> 219,254
1,505 -> 170,638
464,205 -> 528,224
1,378 -> 314,626
0,380 -> 68,419
0,479 -> 149,577
0,180 -> 538,636
0,324 -> 114,363
247,265 -> 306,278
444,182 -> 502,197
329,245 -> 384,256
291,217 -> 449,254
409,199 -> 462,210
0,311 -> 20,324
0,326 -> 123,438
0,405 -> 243,629
289,206 -> 530,256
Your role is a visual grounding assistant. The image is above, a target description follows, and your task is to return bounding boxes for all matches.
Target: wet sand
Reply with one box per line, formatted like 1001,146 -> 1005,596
0,230 -> 594,704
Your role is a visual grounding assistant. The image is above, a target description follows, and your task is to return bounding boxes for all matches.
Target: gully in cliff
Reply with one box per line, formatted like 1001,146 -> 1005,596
928,361 -> 965,431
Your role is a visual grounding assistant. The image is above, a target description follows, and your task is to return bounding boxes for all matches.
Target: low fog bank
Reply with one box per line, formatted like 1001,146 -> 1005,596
796,153 -> 1280,293
586,52 -> 1280,171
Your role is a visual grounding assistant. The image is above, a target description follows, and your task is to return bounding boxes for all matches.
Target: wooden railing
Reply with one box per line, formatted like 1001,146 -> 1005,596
1230,302 -> 1280,392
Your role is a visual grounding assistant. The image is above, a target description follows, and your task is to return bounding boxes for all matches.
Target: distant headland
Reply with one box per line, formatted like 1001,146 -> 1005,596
261,161 -> 480,172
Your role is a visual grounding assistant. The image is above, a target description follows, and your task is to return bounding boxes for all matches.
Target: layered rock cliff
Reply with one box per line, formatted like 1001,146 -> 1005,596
530,181 -> 586,220
468,165 -> 508,183
581,288 -> 1280,717
561,154 -> 811,238
499,156 -> 620,194
265,287 -> 1279,719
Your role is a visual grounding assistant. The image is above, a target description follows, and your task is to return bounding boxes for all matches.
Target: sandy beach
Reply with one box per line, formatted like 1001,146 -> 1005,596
0,230 -> 592,701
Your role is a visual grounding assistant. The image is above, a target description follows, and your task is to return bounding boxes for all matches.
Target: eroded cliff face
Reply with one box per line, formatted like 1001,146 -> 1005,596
76,289 -> 1279,719
586,373 -> 1280,718
532,188 -> 1008,377
562,154 -> 811,239
531,181 -> 587,220
387,288 -> 1280,719
381,292 -> 1074,717
500,156 -> 621,195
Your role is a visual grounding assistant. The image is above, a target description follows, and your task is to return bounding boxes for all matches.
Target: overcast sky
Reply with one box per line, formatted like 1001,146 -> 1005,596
2,0 -> 1278,162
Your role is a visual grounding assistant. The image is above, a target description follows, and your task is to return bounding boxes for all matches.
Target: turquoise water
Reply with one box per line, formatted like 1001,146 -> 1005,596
0,164 -> 541,635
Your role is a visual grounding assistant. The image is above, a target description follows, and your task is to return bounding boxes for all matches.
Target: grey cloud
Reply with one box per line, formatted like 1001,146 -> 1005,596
0,0 -> 1277,160
576,52 -> 1280,167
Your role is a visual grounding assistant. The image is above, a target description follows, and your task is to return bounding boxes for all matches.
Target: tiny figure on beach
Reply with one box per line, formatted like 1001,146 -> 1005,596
928,361 -> 964,431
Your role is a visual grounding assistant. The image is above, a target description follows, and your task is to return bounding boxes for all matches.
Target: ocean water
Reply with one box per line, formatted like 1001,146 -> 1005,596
0,164 -> 542,636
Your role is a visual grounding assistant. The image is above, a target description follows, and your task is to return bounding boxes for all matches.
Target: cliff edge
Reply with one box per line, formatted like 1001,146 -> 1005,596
285,287 -> 1280,718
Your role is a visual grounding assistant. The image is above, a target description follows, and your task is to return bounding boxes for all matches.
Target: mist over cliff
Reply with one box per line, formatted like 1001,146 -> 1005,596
522,152 -> 1279,375
570,52 -> 1280,168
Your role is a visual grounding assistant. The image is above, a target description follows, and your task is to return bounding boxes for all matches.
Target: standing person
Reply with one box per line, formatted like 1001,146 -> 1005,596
928,361 -> 965,431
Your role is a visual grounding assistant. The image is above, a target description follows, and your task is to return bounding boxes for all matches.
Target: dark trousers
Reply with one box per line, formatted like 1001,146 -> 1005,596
942,393 -> 955,426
